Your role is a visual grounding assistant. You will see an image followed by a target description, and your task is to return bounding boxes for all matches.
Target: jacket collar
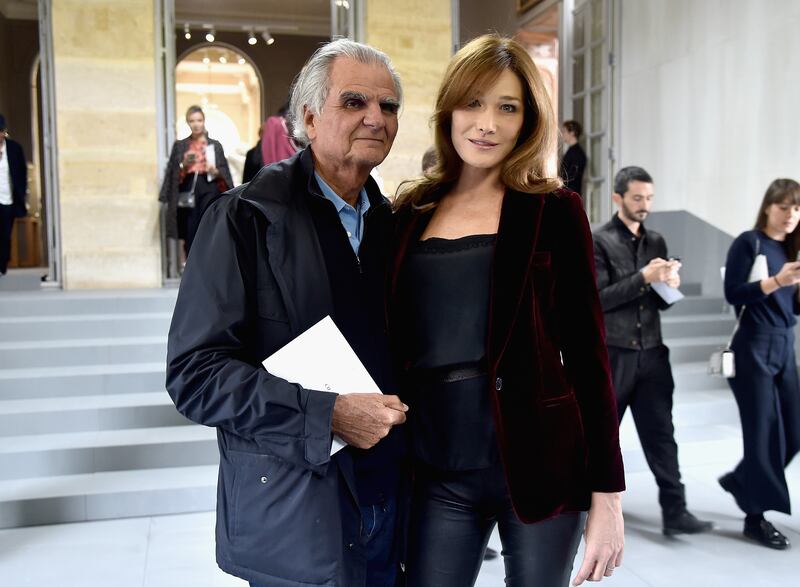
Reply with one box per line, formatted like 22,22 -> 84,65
611,212 -> 647,240
487,190 -> 546,369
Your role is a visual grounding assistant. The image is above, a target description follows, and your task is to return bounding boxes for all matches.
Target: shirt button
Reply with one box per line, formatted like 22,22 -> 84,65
639,305 -> 645,310
495,377 -> 503,391
346,231 -> 352,237
636,322 -> 642,328
640,287 -> 645,292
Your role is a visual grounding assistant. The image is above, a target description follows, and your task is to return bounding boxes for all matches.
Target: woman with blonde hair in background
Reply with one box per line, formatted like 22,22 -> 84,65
390,35 -> 625,586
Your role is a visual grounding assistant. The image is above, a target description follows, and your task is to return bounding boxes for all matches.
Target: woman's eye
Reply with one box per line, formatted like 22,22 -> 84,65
500,104 -> 517,113
466,99 -> 481,108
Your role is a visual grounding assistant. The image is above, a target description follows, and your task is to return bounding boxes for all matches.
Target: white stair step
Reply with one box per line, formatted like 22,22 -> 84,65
0,465 -> 217,528
0,312 -> 172,341
0,425 -> 217,481
0,362 -> 166,399
0,336 -> 167,369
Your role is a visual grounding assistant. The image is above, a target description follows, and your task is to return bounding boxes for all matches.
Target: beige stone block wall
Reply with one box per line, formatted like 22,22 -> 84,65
366,0 -> 452,198
52,0 -> 161,288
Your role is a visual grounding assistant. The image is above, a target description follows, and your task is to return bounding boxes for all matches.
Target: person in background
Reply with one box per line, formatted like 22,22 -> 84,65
720,178 -> 800,550
559,120 -> 587,197
261,103 -> 298,166
242,125 -> 265,184
593,166 -> 713,537
392,35 -> 624,587
159,105 -> 233,263
0,113 -> 27,276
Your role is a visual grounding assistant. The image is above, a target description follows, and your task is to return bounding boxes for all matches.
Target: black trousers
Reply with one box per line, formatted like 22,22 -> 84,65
0,203 -> 15,274
724,325 -> 800,514
607,345 -> 686,513
407,462 -> 585,587
176,174 -> 221,256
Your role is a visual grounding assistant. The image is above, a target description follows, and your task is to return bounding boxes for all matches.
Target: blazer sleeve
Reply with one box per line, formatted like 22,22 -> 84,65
214,141 -> 234,192
159,142 -> 180,203
165,196 -> 337,466
593,234 -> 650,312
724,233 -> 767,306
553,193 -> 625,492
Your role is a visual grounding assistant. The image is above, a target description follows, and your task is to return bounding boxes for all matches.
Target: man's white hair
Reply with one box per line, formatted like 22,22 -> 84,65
289,38 -> 403,146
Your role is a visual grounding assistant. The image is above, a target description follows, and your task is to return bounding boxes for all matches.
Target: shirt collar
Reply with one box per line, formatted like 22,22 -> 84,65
612,212 -> 646,239
314,172 -> 370,216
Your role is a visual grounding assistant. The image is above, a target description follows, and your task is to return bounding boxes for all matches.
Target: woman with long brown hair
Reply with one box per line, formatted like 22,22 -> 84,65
719,178 -> 800,550
390,35 -> 624,586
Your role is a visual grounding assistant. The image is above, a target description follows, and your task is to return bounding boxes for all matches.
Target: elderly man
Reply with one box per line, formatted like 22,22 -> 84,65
167,40 -> 407,587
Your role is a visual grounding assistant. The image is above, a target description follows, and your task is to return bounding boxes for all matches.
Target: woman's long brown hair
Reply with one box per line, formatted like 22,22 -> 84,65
753,178 -> 800,260
394,34 -> 561,211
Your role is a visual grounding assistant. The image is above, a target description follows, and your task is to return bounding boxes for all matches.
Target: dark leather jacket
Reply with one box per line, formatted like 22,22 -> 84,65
593,215 -> 671,350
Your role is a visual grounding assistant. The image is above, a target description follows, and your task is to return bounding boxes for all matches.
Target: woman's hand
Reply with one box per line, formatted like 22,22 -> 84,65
572,492 -> 624,585
775,262 -> 800,287
207,164 -> 218,178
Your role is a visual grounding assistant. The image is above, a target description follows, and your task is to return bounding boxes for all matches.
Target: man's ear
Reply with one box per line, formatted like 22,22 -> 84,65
303,105 -> 317,142
612,192 -> 623,207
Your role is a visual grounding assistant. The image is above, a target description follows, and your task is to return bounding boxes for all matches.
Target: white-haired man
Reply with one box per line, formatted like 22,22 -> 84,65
167,39 -> 407,587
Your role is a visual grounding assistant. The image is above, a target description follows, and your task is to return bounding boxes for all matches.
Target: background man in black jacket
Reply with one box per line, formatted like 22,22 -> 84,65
0,114 -> 28,275
559,119 -> 587,196
593,166 -> 713,536
167,40 -> 407,587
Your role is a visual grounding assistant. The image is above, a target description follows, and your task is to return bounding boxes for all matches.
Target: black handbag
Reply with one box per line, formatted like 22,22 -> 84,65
177,171 -> 198,208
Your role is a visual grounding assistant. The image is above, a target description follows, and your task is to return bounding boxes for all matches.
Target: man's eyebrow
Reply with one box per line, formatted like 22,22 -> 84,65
339,90 -> 368,102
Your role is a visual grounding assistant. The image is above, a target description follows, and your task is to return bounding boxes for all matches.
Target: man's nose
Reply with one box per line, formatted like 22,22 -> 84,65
362,101 -> 386,130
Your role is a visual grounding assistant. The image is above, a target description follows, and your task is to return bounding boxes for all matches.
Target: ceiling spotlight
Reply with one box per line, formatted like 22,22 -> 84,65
183,24 -> 191,40
248,30 -> 257,45
219,56 -> 227,64
238,58 -> 246,65
262,30 -> 275,45
202,56 -> 210,64
205,27 -> 215,43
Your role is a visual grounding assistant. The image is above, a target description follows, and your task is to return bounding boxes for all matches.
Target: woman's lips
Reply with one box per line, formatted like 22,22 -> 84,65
468,138 -> 498,148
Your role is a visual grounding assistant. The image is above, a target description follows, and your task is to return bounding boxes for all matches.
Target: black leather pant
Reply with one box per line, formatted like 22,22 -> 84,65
407,462 -> 585,587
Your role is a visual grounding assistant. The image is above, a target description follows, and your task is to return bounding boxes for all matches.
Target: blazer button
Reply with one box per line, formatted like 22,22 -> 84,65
260,476 -> 268,484
495,377 -> 503,391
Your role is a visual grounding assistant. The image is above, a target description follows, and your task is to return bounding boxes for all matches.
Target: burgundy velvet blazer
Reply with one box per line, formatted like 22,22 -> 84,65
390,189 -> 626,523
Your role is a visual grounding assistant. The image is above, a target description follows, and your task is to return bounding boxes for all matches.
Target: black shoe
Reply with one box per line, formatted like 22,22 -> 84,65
743,518 -> 791,550
483,547 -> 499,560
663,509 -> 714,535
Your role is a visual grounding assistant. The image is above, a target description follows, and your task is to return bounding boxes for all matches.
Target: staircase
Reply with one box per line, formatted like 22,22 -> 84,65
0,286 -> 739,529
0,289 -> 218,528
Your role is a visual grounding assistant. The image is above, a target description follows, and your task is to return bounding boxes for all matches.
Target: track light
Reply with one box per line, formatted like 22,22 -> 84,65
238,58 -> 246,65
183,24 -> 191,40
248,29 -> 257,45
219,56 -> 227,64
262,30 -> 275,45
205,27 -> 215,43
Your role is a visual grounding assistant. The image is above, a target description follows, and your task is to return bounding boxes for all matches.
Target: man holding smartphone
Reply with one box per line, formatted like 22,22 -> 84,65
593,166 -> 713,536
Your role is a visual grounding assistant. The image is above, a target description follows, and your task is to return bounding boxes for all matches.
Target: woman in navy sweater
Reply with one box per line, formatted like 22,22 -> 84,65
720,178 -> 800,550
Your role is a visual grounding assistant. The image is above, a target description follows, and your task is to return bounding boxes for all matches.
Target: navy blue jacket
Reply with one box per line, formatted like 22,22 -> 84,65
4,138 -> 27,217
166,148 -> 396,586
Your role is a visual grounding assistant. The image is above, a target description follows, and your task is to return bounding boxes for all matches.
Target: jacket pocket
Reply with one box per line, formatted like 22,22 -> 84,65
227,449 -> 339,584
256,286 -> 289,323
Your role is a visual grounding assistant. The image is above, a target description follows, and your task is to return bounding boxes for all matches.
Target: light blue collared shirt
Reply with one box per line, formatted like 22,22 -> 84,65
314,172 -> 371,255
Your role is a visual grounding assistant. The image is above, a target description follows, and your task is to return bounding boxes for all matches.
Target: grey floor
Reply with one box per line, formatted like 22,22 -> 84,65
0,392 -> 797,586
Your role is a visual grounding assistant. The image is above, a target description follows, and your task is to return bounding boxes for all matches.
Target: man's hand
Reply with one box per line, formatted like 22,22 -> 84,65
331,394 -> 408,450
642,258 -> 681,285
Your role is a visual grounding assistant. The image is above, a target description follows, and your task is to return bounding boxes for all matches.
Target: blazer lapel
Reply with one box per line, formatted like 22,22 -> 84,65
488,191 -> 546,369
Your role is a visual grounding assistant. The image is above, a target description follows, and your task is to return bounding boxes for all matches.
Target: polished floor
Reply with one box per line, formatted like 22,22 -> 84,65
0,394 -> 797,586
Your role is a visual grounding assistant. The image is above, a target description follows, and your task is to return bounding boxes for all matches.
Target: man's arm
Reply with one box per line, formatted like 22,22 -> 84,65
166,196 -> 338,464
593,236 -> 650,312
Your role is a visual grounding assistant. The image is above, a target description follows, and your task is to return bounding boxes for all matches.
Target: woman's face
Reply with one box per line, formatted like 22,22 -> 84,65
187,112 -> 205,136
450,69 -> 525,174
765,200 -> 800,237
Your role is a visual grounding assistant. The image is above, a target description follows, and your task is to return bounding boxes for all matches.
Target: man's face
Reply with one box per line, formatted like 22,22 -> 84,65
614,180 -> 654,223
305,57 -> 400,173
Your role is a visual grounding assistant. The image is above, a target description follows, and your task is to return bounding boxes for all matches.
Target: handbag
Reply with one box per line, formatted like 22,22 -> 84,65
177,171 -> 198,208
710,237 -> 763,377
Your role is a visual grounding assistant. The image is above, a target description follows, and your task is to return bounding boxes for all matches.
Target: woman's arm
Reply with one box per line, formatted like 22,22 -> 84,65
572,492 -> 625,585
